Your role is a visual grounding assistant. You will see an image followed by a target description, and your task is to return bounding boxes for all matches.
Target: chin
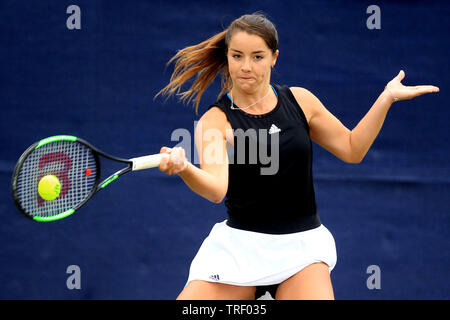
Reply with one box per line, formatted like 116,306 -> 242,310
235,80 -> 260,92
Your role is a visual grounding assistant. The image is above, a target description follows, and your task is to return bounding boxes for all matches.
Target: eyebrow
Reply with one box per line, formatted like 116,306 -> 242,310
230,48 -> 266,54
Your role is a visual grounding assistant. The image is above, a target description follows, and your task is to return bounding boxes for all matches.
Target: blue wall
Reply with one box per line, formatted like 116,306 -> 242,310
0,0 -> 448,299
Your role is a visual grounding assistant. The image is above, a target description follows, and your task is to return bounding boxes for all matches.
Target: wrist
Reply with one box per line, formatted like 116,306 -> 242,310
383,86 -> 398,104
177,160 -> 191,176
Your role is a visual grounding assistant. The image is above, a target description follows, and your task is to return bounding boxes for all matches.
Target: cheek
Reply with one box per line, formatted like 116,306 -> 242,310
227,59 -> 239,75
255,64 -> 271,79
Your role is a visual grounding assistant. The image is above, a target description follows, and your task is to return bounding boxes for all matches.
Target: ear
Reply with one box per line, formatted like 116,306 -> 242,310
272,49 -> 279,67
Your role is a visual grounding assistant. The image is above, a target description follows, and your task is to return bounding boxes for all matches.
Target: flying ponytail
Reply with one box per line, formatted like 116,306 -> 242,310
156,13 -> 278,114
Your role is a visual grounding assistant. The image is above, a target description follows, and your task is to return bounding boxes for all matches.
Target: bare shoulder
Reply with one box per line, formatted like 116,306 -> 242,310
196,106 -> 231,135
289,86 -> 310,95
200,106 -> 227,123
289,86 -> 319,124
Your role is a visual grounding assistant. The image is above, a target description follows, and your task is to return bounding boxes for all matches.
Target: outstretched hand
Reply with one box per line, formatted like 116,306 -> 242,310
384,70 -> 439,103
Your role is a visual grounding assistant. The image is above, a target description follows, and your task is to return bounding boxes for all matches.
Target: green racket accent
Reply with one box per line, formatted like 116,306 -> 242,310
100,174 -> 118,188
35,135 -> 77,150
33,209 -> 75,222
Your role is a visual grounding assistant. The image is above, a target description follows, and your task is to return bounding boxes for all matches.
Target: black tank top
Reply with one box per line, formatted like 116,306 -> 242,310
209,84 -> 321,234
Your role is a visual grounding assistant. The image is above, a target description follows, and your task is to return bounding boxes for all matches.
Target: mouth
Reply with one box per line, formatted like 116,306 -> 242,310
238,76 -> 255,81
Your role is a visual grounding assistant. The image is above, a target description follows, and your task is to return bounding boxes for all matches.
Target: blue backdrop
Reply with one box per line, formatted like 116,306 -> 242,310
0,0 -> 448,299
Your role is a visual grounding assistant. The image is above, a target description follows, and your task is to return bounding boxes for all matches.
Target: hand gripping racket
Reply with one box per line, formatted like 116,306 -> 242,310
11,135 -> 163,222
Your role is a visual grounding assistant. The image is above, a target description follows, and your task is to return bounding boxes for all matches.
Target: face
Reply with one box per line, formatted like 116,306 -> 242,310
227,31 -> 279,93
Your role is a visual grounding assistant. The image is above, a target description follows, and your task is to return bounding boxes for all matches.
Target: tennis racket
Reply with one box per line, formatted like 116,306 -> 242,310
12,135 -> 163,222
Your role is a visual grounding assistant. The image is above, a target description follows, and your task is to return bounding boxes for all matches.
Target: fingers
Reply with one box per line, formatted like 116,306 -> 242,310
158,150 -> 170,171
397,70 -> 405,81
386,70 -> 439,101
386,70 -> 405,88
408,85 -> 440,98
158,146 -> 188,175
160,146 -> 171,154
413,85 -> 440,93
393,70 -> 439,93
158,146 -> 171,172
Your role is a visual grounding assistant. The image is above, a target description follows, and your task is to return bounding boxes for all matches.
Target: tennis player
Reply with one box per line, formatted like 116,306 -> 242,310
156,13 -> 439,299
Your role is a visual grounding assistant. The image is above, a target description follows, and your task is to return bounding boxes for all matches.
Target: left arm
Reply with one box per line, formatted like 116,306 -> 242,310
291,70 -> 439,163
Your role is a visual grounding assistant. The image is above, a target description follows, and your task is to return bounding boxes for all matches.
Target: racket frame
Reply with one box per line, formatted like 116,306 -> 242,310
12,135 -> 136,222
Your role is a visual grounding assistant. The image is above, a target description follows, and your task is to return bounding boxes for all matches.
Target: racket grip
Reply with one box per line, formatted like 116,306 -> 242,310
131,154 -> 164,171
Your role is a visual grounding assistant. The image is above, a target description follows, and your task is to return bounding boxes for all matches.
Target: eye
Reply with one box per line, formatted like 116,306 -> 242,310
232,54 -> 241,59
254,55 -> 264,61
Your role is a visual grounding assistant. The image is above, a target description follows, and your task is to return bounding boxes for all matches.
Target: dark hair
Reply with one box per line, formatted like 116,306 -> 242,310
225,13 -> 278,54
156,13 -> 278,113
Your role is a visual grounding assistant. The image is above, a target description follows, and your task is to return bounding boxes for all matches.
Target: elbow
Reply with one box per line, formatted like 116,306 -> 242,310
344,150 -> 363,164
350,158 -> 363,164
209,180 -> 227,203
347,132 -> 365,164
211,197 -> 224,204
207,188 -> 227,204
347,153 -> 363,164
209,194 -> 225,204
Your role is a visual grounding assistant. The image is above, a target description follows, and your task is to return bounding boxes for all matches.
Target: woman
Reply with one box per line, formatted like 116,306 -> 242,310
156,13 -> 439,299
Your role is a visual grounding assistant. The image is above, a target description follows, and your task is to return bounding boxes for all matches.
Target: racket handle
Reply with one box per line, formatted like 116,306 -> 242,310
131,154 -> 164,171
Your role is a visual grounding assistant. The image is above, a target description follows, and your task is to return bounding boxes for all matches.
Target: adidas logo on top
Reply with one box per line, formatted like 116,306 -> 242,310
269,124 -> 281,134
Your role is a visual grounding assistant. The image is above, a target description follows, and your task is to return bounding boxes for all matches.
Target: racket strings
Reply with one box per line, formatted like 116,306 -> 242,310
15,141 -> 98,217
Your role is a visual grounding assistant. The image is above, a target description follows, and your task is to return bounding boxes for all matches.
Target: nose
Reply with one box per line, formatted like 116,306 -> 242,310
241,58 -> 251,72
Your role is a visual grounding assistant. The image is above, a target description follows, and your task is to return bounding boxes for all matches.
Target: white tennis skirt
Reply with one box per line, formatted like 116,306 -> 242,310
186,220 -> 337,287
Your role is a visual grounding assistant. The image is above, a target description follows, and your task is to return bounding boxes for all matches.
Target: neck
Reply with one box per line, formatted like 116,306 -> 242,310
230,84 -> 272,111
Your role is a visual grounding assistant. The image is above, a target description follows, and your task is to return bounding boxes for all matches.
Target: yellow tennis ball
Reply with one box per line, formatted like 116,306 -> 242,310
38,175 -> 61,201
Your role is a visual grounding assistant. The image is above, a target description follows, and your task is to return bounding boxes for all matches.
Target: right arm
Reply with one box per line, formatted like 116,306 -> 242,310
159,107 -> 229,203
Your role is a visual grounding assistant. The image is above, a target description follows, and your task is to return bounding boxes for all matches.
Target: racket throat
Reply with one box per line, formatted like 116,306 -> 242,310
100,174 -> 119,189
97,167 -> 131,191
